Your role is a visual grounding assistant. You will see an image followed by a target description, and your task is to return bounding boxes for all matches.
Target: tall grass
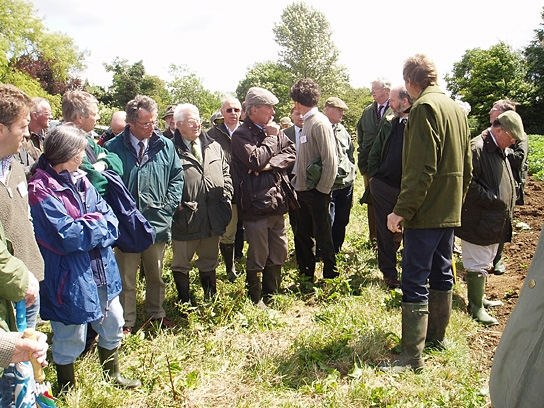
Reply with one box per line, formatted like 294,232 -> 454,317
39,164 -> 494,408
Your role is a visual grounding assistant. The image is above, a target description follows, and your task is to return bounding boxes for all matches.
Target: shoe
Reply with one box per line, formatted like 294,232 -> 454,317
153,317 -> 176,329
123,326 -> 132,336
493,258 -> 506,275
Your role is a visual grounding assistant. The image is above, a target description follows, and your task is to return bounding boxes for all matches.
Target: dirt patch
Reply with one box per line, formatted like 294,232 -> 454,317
461,177 -> 544,371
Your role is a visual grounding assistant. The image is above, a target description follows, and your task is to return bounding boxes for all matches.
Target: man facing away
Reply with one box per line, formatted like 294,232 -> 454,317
105,95 -> 183,334
290,78 -> 338,283
384,54 -> 472,371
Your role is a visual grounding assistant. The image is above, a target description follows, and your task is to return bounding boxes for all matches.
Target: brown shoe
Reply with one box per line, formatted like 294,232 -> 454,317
153,317 -> 176,329
384,276 -> 401,289
123,326 -> 132,336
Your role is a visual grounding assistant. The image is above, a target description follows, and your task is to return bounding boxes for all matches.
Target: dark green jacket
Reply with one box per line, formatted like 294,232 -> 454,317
393,85 -> 472,229
81,135 -> 124,196
356,101 -> 392,174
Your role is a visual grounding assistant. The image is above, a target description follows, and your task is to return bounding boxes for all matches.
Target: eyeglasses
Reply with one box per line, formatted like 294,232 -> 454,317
136,120 -> 157,128
225,108 -> 241,113
185,119 -> 201,127
35,111 -> 52,118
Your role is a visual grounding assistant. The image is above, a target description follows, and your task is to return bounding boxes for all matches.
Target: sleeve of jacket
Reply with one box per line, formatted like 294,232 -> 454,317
268,133 -> 296,171
465,146 -> 503,209
368,120 -> 391,178
0,238 -> 28,302
29,181 -> 119,254
90,139 -> 124,176
162,142 -> 184,216
222,150 -> 233,201
316,122 -> 338,194
393,104 -> 439,221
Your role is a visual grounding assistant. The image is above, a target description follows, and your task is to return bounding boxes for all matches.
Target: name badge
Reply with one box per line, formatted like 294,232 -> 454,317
300,135 -> 307,144
17,182 -> 28,198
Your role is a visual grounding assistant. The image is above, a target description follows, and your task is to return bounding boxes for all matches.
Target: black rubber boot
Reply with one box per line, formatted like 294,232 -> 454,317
98,346 -> 141,388
56,363 -> 76,392
493,242 -> 506,275
262,265 -> 282,305
425,289 -> 452,350
173,271 -> 190,304
246,270 -> 263,305
199,270 -> 217,299
220,243 -> 238,282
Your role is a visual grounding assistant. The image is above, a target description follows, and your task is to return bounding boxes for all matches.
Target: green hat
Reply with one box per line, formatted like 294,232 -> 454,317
497,111 -> 525,141
325,97 -> 348,110
245,87 -> 279,107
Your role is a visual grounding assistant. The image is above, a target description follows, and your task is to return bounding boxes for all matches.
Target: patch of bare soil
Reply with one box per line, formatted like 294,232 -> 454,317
464,177 -> 544,372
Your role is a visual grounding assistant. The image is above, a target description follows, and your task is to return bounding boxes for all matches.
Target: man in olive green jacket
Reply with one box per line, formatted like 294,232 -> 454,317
384,54 -> 472,372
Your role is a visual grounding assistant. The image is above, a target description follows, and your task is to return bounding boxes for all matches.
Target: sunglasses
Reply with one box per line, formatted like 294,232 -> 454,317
225,108 -> 240,113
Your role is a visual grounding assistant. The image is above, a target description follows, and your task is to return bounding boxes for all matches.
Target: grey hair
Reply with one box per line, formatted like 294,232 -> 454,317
125,95 -> 158,123
62,90 -> 98,122
371,77 -> 392,91
44,124 -> 88,166
173,103 -> 199,124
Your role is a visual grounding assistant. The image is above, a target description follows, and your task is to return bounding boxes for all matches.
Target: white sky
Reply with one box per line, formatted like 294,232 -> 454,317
29,0 -> 544,96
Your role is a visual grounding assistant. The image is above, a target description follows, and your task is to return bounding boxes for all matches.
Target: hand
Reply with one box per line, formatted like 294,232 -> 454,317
264,121 -> 280,136
11,331 -> 49,365
387,213 -> 404,233
92,161 -> 107,173
24,272 -> 39,307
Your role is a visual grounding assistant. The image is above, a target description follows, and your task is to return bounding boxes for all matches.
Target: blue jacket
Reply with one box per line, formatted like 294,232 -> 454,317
28,164 -> 122,325
105,128 -> 184,243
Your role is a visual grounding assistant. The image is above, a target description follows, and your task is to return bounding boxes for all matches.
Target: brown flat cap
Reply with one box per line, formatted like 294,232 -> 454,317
325,97 -> 348,110
245,87 -> 279,106
162,105 -> 175,119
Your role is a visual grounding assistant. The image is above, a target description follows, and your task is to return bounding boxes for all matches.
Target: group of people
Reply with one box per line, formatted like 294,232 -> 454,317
0,51 -> 533,405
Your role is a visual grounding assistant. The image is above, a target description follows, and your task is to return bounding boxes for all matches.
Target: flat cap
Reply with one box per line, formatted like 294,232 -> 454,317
279,116 -> 292,125
325,97 -> 348,110
245,87 -> 279,106
162,105 -> 175,119
497,110 -> 526,142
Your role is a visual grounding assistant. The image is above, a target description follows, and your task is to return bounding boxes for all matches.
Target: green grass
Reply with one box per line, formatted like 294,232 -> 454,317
43,138 -> 544,407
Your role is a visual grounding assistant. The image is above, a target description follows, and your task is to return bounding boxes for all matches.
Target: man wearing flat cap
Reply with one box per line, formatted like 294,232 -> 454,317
455,110 -> 526,326
323,96 -> 356,254
162,105 -> 176,140
230,87 -> 296,307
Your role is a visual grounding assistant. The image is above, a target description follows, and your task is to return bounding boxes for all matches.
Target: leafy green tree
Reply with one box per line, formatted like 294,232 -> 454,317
0,0 -> 86,94
167,64 -> 222,124
236,61 -> 295,120
104,58 -> 146,107
523,7 -> 544,134
445,42 -> 530,132
273,2 -> 349,95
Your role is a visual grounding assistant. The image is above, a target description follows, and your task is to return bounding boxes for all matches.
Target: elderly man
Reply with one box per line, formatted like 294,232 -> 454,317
231,87 -> 296,307
323,97 -> 356,254
23,97 -> 52,160
97,111 -> 127,146
366,86 -> 413,289
105,95 -> 183,334
161,105 -> 175,140
384,54 -> 472,371
290,79 -> 338,283
455,111 -> 525,326
170,103 -> 232,304
357,78 -> 392,242
207,96 -> 244,282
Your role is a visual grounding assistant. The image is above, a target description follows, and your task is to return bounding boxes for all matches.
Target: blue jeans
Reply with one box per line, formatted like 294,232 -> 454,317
52,287 -> 124,365
0,294 -> 40,408
401,227 -> 454,303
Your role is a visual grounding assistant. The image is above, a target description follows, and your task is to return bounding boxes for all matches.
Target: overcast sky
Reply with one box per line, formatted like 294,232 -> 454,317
29,0 -> 544,96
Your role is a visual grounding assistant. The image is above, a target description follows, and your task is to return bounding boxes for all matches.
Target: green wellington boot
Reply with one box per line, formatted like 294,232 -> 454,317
466,271 -> 499,326
98,346 -> 141,388
425,289 -> 452,351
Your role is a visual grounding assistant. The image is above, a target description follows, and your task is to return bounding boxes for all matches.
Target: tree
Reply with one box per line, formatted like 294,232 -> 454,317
445,42 -> 530,132
523,7 -> 544,134
167,64 -> 222,124
0,0 -> 86,93
273,2 -> 349,95
236,61 -> 295,120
